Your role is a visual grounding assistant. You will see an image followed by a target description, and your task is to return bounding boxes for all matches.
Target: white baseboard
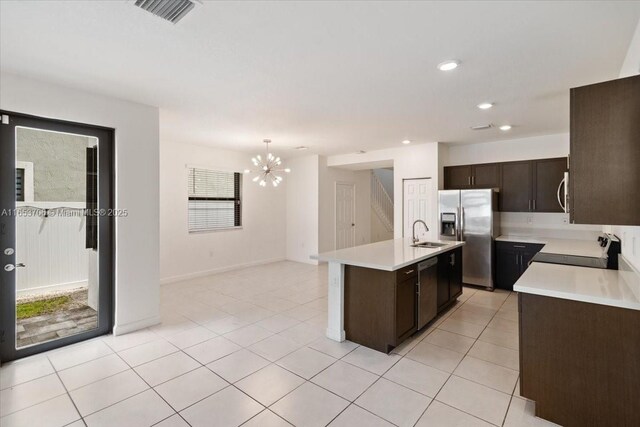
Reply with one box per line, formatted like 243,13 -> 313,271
112,314 -> 161,336
17,280 -> 89,297
326,328 -> 346,342
160,257 -> 287,285
285,256 -> 319,266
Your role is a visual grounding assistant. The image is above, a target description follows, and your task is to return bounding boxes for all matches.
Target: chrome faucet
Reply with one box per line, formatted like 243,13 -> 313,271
412,220 -> 429,244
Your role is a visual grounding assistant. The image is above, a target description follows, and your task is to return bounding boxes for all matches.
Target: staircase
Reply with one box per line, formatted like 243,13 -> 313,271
371,172 -> 394,232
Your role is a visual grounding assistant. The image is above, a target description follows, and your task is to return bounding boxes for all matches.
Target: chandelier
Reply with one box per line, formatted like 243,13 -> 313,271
244,139 -> 290,187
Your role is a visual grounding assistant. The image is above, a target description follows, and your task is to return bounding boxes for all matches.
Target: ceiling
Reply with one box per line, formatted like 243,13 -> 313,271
1,1 -> 639,157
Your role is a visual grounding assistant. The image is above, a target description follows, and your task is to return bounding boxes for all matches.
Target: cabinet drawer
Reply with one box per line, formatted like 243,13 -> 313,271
396,264 -> 418,281
496,241 -> 544,252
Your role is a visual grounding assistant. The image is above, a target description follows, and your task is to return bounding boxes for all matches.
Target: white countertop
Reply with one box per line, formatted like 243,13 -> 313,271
514,259 -> 640,311
496,235 -> 605,258
311,238 -> 465,271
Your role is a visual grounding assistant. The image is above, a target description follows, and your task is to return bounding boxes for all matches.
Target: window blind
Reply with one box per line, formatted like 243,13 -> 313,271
188,168 -> 242,231
16,168 -> 25,202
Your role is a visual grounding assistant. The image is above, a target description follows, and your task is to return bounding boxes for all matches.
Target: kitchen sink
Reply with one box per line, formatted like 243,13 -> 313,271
411,242 -> 448,248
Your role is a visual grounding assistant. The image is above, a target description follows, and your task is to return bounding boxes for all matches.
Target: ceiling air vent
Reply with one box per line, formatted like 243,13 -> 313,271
470,124 -> 494,131
134,0 -> 197,24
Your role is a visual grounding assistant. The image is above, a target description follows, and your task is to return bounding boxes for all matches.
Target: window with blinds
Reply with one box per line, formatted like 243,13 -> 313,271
16,168 -> 25,202
188,167 -> 242,232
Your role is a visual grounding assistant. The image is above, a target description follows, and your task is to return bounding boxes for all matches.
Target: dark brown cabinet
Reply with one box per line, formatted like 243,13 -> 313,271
344,262 -> 418,353
500,161 -> 532,212
395,270 -> 418,343
472,163 -> 500,189
444,157 -> 567,213
444,165 -> 472,189
444,164 -> 499,189
437,247 -> 463,312
570,75 -> 640,225
495,241 -> 544,290
519,293 -> 640,426
533,157 -> 568,212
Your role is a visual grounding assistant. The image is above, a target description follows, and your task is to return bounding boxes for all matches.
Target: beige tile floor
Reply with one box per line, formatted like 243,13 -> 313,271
0,261 -> 560,427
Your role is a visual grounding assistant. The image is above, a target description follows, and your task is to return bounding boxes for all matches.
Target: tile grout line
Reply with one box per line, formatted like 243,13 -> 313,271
112,346 -> 196,427
414,288 -> 515,426
46,354 -> 87,427
408,289 -> 488,427
3,266 -> 525,427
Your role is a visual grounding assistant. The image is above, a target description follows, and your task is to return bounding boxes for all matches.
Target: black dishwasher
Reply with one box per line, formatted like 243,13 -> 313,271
417,257 -> 438,329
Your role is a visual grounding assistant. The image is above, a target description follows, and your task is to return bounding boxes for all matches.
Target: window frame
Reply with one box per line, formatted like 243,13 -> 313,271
187,166 -> 243,233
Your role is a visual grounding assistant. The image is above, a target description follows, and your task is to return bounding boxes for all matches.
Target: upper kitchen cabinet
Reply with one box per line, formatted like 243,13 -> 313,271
500,161 -> 532,212
570,75 -> 640,225
472,163 -> 501,188
444,165 -> 473,189
444,163 -> 500,189
445,158 -> 568,213
532,157 -> 568,212
502,158 -> 567,213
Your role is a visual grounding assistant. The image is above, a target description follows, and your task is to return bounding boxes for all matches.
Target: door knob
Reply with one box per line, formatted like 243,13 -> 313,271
4,263 -> 25,272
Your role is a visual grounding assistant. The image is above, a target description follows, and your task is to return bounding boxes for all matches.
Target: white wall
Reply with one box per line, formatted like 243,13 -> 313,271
318,157 -> 371,252
620,18 -> 640,78
371,209 -> 394,243
444,133 -> 569,166
1,72 -> 161,335
286,155 -> 319,264
159,139 -> 287,283
608,18 -> 640,271
328,142 -> 441,241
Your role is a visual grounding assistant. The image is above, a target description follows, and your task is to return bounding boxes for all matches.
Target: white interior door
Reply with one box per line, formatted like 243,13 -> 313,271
336,182 -> 356,250
403,178 -> 432,241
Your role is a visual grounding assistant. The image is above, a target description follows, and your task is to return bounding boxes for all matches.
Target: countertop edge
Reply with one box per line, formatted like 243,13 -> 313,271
513,284 -> 640,311
311,241 -> 464,271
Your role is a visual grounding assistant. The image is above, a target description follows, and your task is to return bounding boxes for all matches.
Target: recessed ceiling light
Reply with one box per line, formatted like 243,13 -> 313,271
477,102 -> 493,110
499,125 -> 512,131
402,140 -> 411,145
437,60 -> 460,71
295,146 -> 308,150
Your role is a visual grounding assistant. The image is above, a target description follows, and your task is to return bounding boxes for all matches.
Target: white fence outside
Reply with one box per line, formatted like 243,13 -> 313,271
16,202 -> 89,295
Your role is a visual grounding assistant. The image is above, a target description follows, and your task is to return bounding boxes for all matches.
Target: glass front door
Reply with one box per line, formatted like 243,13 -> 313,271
0,111 -> 113,362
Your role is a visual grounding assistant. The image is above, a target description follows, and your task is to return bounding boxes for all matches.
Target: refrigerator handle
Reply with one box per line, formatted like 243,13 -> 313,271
460,207 -> 465,241
456,207 -> 461,240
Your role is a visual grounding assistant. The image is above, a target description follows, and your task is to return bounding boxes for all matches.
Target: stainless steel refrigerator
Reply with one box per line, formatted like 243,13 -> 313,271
438,189 -> 500,289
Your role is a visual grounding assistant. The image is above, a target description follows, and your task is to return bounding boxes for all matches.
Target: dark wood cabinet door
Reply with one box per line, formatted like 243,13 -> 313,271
449,248 -> 463,299
519,294 -> 640,426
437,253 -> 450,310
570,75 -> 640,225
500,161 -> 532,212
495,244 -> 522,291
395,275 -> 417,341
444,165 -> 472,189
472,163 -> 500,189
533,158 -> 567,212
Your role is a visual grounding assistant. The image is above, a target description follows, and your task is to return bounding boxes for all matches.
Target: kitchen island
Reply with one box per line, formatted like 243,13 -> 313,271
312,238 -> 464,353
